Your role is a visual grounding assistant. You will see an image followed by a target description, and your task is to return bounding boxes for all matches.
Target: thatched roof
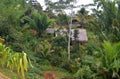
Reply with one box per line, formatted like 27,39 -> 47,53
71,29 -> 88,42
46,28 -> 88,42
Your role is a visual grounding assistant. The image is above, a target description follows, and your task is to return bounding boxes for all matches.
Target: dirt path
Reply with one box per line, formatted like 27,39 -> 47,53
0,72 -> 10,79
42,71 -> 58,79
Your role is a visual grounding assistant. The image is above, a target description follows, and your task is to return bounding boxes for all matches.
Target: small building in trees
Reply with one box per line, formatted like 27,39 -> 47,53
71,18 -> 88,44
72,18 -> 86,28
71,29 -> 88,44
45,17 -> 88,45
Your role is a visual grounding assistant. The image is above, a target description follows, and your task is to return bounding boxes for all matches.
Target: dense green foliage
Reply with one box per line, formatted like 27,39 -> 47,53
91,0 -> 120,42
0,0 -> 120,79
56,14 -> 70,26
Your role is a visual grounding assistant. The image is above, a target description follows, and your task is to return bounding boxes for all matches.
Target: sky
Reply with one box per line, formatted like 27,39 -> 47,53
37,0 -> 94,14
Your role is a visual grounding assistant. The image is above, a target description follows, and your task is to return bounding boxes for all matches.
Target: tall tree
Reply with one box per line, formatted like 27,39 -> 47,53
26,0 -> 42,12
25,12 -> 51,37
44,0 -> 77,14
91,0 -> 120,42
56,13 -> 70,26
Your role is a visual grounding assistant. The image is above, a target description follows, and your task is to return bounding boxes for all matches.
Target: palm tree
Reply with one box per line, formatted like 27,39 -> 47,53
29,12 -> 51,37
92,0 -> 120,42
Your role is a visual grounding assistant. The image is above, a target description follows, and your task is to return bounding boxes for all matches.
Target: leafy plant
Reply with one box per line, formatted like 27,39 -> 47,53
92,0 -> 120,42
0,43 -> 29,79
31,12 -> 51,37
102,41 -> 120,78
95,41 -> 120,79
39,40 -> 52,58
74,65 -> 94,79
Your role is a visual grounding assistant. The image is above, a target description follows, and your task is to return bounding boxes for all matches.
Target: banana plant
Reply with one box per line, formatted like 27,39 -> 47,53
0,43 -> 29,79
7,52 -> 28,79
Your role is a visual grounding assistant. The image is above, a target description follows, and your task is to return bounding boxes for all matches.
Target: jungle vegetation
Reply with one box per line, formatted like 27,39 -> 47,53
0,0 -> 120,79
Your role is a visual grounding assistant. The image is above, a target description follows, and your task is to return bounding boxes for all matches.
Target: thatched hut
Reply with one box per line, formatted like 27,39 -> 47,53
71,29 -> 88,43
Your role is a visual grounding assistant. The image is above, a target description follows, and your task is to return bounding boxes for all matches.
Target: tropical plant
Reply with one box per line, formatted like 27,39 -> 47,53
56,13 -> 70,26
0,43 -> 29,79
39,40 -> 52,58
91,0 -> 120,42
74,65 -> 94,79
95,41 -> 120,79
24,12 -> 51,37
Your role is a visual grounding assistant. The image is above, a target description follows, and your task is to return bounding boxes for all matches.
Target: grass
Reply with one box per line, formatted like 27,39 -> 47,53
0,62 -> 73,79
54,70 -> 72,79
0,66 -> 18,79
39,64 -> 73,79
